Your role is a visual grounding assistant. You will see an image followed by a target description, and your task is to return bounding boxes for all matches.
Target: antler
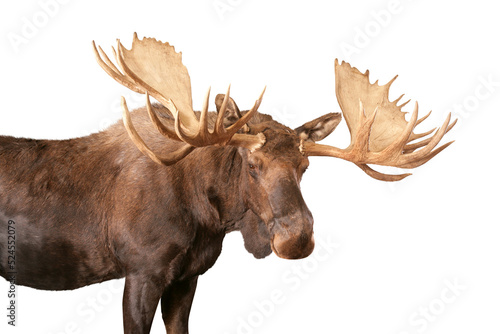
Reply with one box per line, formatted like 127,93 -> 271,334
93,33 -> 265,165
302,60 -> 456,181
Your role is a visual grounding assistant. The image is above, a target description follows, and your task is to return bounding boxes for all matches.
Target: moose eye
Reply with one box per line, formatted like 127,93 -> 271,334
248,163 -> 259,178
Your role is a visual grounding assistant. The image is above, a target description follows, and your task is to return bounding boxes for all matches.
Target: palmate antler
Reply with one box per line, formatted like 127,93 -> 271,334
302,60 -> 456,181
93,33 -> 265,165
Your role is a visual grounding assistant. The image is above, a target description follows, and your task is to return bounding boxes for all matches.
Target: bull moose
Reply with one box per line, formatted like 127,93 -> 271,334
0,33 -> 455,333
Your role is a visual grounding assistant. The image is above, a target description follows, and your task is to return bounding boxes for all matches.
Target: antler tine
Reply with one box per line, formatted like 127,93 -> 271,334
394,94 -> 405,104
399,99 -> 411,108
145,93 -> 178,140
226,86 -> 266,135
111,45 -> 119,68
198,86 -> 211,142
215,85 -> 231,134
173,106 -> 195,144
122,97 -> 195,165
416,110 -> 432,126
92,41 -> 144,94
356,164 -> 412,182
408,127 -> 437,144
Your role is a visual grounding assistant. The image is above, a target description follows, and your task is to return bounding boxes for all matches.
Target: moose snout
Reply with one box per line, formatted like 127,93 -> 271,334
265,175 -> 315,259
270,215 -> 315,259
272,230 -> 315,259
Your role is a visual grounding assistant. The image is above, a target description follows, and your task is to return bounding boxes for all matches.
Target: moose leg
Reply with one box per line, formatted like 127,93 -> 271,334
161,276 -> 198,334
122,274 -> 166,334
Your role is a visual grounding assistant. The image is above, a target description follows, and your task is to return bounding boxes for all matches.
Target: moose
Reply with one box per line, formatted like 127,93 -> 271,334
0,33 -> 455,333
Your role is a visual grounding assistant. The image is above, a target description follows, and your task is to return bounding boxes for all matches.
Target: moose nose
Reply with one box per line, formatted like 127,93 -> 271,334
272,231 -> 315,259
270,211 -> 315,259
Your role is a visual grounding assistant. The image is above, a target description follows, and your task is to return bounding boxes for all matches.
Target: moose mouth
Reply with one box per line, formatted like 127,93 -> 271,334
271,232 -> 315,260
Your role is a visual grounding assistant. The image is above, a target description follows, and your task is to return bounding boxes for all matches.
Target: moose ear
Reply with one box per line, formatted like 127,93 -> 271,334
295,112 -> 342,142
215,94 -> 243,128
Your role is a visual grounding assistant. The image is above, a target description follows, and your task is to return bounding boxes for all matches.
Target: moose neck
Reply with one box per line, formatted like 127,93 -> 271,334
161,144 -> 249,233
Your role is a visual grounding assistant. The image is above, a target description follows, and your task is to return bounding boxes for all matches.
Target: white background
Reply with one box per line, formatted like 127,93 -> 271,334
0,0 -> 499,333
